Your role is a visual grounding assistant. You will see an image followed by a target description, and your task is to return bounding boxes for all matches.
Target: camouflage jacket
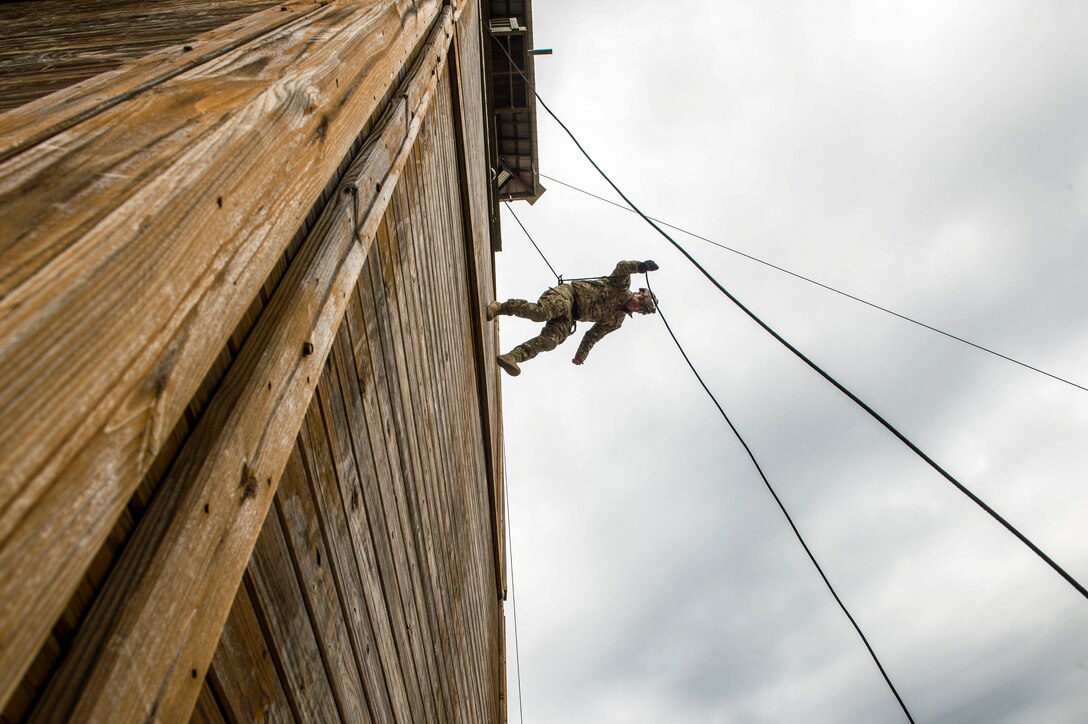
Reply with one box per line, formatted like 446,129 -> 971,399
570,260 -> 642,361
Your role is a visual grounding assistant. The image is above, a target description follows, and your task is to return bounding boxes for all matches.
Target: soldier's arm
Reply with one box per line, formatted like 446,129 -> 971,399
573,321 -> 620,364
609,260 -> 658,286
608,260 -> 642,287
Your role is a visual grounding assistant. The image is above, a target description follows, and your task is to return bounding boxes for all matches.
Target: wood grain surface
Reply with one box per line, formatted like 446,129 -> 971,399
0,1 -> 310,158
0,0 -> 442,711
21,8 -> 455,721
204,53 -> 504,718
202,29 -> 504,721
0,0 -> 281,115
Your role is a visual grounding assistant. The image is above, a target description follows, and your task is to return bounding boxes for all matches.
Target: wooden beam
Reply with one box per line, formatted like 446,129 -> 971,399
448,0 -> 506,603
0,1 -> 308,142
0,0 -> 442,708
26,8 -> 455,721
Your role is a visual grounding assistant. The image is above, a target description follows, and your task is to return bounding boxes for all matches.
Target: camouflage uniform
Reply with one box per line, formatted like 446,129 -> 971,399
495,260 -> 646,365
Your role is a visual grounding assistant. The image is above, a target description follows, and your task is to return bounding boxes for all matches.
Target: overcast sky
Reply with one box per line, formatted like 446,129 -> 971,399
494,2 -> 1088,722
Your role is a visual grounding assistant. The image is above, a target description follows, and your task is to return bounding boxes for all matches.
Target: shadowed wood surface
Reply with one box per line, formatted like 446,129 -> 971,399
1,0 -> 507,720
0,0 -> 441,710
452,0 -> 506,602
0,1 -> 324,163
0,0 -> 280,114
18,9 -> 457,721
205,50 -> 504,724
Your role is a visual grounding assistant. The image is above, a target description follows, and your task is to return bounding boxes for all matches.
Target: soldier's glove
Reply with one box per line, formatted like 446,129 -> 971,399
638,260 -> 659,273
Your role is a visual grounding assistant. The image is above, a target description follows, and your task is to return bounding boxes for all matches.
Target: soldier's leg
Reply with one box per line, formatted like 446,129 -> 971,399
491,286 -> 571,322
505,317 -> 573,364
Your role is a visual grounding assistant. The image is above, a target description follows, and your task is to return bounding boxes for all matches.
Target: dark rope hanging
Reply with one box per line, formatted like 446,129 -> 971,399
539,172 -> 1088,395
645,275 -> 915,723
490,33 -> 1088,605
504,202 -> 561,283
503,202 -> 633,285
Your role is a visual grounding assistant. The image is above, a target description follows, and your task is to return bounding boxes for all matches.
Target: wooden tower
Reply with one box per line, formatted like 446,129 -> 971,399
0,0 -> 539,720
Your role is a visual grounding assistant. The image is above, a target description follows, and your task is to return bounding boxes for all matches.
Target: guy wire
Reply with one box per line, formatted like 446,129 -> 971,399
490,32 -> 1088,604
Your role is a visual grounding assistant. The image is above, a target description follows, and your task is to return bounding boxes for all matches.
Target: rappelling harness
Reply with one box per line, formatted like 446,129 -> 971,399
546,271 -> 654,335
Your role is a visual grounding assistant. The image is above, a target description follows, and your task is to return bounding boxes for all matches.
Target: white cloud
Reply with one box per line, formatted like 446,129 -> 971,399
500,1 -> 1088,721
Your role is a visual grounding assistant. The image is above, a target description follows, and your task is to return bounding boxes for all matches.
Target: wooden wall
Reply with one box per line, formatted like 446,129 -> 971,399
0,0 -> 279,113
205,63 -> 503,721
1,0 -> 506,721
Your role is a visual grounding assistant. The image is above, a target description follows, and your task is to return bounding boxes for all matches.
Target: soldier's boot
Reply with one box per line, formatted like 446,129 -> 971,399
486,301 -> 502,321
496,353 -> 521,377
497,344 -> 537,376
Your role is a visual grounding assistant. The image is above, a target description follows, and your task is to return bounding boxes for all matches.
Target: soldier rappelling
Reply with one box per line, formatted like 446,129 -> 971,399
486,259 -> 660,376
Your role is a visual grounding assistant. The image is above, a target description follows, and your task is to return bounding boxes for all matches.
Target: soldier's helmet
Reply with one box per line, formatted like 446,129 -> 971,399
637,288 -> 658,314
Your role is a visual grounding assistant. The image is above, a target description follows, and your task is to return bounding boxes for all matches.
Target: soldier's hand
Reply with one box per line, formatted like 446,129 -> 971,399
572,356 -> 585,365
639,260 -> 659,273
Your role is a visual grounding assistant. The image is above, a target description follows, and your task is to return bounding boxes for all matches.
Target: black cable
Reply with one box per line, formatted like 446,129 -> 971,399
491,34 -> 1088,604
502,437 -> 525,724
504,202 -> 561,283
503,202 -> 628,284
504,201 -> 635,283
540,172 -> 1088,395
645,277 -> 915,723
494,35 -> 913,720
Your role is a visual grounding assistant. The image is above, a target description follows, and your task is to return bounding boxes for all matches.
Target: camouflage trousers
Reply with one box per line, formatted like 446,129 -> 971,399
496,284 -> 575,363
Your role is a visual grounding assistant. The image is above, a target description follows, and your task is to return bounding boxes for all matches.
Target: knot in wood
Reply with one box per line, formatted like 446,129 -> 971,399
240,463 -> 259,502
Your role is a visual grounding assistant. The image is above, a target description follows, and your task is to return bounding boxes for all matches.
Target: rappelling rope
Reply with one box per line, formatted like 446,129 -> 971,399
500,195 -> 916,720
505,203 -> 561,284
502,436 -> 525,724
644,274 -> 915,723
503,202 -> 625,285
491,33 -> 1088,606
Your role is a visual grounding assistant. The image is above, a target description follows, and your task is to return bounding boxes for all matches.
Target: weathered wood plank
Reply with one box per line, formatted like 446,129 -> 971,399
320,21 -> 465,721
245,512 -> 340,722
434,53 -> 499,717
365,215 -> 463,722
190,680 -> 228,724
357,259 -> 436,724
360,226 -> 439,723
404,81 -> 480,718
396,146 -> 476,718
405,161 -> 462,724
0,0 -> 447,709
386,145 -> 457,723
13,271 -> 263,718
369,86 -> 472,722
421,101 -> 480,722
451,12 -> 508,715
274,444 -> 371,723
322,311 -> 402,724
345,267 -> 421,724
448,0 -> 505,617
207,580 -> 293,724
311,26 -> 476,718
304,356 -> 408,724
405,9 -> 506,715
411,160 -> 467,722
403,156 -> 463,722
413,98 -> 480,721
0,628 -> 60,722
406,85 -> 470,721
0,0 -> 296,141
18,9 -> 456,719
350,261 -> 491,722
